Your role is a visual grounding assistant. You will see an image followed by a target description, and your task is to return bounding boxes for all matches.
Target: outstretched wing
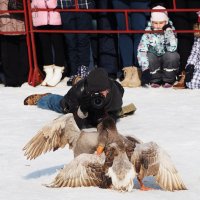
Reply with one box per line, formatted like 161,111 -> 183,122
131,142 -> 187,191
23,113 -> 80,160
47,153 -> 106,188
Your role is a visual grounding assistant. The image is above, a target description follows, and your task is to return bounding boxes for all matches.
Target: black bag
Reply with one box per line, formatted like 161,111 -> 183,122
8,0 -> 24,10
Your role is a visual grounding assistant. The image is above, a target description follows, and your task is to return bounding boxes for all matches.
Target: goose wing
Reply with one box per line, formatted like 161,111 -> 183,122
23,113 -> 80,160
131,142 -> 187,191
47,153 -> 106,188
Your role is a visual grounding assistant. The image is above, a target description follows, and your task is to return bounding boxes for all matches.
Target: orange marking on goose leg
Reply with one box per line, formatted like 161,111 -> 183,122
137,177 -> 154,191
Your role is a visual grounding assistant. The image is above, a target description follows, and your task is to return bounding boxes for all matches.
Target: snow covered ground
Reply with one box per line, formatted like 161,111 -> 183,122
0,79 -> 200,200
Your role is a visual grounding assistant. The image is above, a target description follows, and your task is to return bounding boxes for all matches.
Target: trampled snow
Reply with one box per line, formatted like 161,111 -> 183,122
0,79 -> 200,200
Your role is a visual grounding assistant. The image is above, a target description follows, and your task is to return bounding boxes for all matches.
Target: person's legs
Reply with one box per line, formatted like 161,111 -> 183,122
37,94 -> 64,113
76,12 -> 93,68
97,0 -> 119,76
50,25 -> 66,67
1,35 -> 28,86
147,52 -> 162,84
130,1 -> 150,66
162,52 -> 180,84
61,12 -> 78,76
112,0 -> 134,68
37,26 -> 53,65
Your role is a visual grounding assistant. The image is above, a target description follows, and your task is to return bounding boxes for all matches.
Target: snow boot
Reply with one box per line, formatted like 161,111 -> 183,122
47,66 -> 64,87
173,71 -> 186,89
41,65 -> 54,86
120,67 -> 133,87
118,103 -> 137,118
128,66 -> 141,88
24,93 -> 51,105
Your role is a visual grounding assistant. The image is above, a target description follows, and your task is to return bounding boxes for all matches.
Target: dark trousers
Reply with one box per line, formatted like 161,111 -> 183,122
112,0 -> 150,68
36,25 -> 65,67
148,52 -> 180,84
0,35 -> 29,87
166,0 -> 200,72
61,12 -> 93,76
96,0 -> 119,75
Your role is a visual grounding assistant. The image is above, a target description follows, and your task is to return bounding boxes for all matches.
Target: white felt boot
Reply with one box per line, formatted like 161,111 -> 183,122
47,66 -> 64,87
41,65 -> 54,86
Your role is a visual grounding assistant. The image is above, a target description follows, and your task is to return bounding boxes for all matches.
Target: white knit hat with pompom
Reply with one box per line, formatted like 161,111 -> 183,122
151,6 -> 169,22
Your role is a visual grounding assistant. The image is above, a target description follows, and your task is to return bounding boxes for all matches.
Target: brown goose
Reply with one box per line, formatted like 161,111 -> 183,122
130,142 -> 187,191
23,113 -> 139,191
23,113 -> 187,192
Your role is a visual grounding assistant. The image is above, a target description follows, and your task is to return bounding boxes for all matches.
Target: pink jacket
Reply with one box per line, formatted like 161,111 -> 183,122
31,0 -> 61,27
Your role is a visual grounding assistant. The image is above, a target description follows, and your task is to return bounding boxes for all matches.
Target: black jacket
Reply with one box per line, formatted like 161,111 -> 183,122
60,78 -> 124,128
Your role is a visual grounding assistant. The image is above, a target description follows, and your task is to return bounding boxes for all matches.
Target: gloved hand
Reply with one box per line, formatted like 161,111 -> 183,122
79,93 -> 91,113
141,69 -> 151,86
185,64 -> 195,83
162,23 -> 172,31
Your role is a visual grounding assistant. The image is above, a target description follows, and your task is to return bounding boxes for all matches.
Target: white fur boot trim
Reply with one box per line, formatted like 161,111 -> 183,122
41,65 -> 54,86
47,66 -> 64,87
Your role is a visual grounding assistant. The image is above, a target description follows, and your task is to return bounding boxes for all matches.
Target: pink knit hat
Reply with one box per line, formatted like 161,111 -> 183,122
151,6 -> 169,22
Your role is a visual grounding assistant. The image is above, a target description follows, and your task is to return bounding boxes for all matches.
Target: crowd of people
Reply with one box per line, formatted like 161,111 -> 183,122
0,0 -> 200,89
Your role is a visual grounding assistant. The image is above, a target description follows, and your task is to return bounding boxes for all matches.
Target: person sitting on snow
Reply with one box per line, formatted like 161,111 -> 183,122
137,6 -> 180,88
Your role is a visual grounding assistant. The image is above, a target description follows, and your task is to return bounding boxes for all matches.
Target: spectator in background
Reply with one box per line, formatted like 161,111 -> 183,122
166,0 -> 200,89
185,12 -> 200,89
31,0 -> 66,87
95,0 -> 119,80
137,6 -> 180,88
0,0 -> 29,87
112,0 -> 150,88
57,0 -> 95,86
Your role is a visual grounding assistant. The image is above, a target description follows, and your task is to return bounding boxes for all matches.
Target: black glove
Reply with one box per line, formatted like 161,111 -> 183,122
141,69 -> 151,86
79,93 -> 91,113
185,64 -> 195,83
162,23 -> 172,31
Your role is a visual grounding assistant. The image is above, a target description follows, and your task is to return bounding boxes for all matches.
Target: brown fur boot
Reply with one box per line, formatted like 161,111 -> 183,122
24,93 -> 51,105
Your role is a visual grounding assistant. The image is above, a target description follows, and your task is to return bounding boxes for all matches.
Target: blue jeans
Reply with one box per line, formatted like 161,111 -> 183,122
37,94 -> 64,113
112,0 -> 150,67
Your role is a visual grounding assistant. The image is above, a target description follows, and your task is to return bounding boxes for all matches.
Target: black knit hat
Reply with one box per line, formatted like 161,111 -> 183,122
86,68 -> 110,92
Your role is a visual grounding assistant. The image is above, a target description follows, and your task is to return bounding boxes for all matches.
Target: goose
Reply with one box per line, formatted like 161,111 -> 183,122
23,113 -> 139,191
23,113 -> 187,192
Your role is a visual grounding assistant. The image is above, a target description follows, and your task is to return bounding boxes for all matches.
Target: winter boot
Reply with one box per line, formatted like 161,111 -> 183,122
173,71 -> 186,89
24,93 -> 51,105
128,66 -> 141,88
41,65 -> 54,86
47,66 -> 64,87
118,103 -> 137,118
120,67 -> 133,87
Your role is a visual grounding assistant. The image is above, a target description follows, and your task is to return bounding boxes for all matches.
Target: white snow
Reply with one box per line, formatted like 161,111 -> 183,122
0,79 -> 200,200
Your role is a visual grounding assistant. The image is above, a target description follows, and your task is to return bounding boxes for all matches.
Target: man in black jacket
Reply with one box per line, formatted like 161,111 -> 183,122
24,68 -> 125,128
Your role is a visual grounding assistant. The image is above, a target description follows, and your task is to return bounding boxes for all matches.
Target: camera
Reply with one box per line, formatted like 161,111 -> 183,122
90,92 -> 105,109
